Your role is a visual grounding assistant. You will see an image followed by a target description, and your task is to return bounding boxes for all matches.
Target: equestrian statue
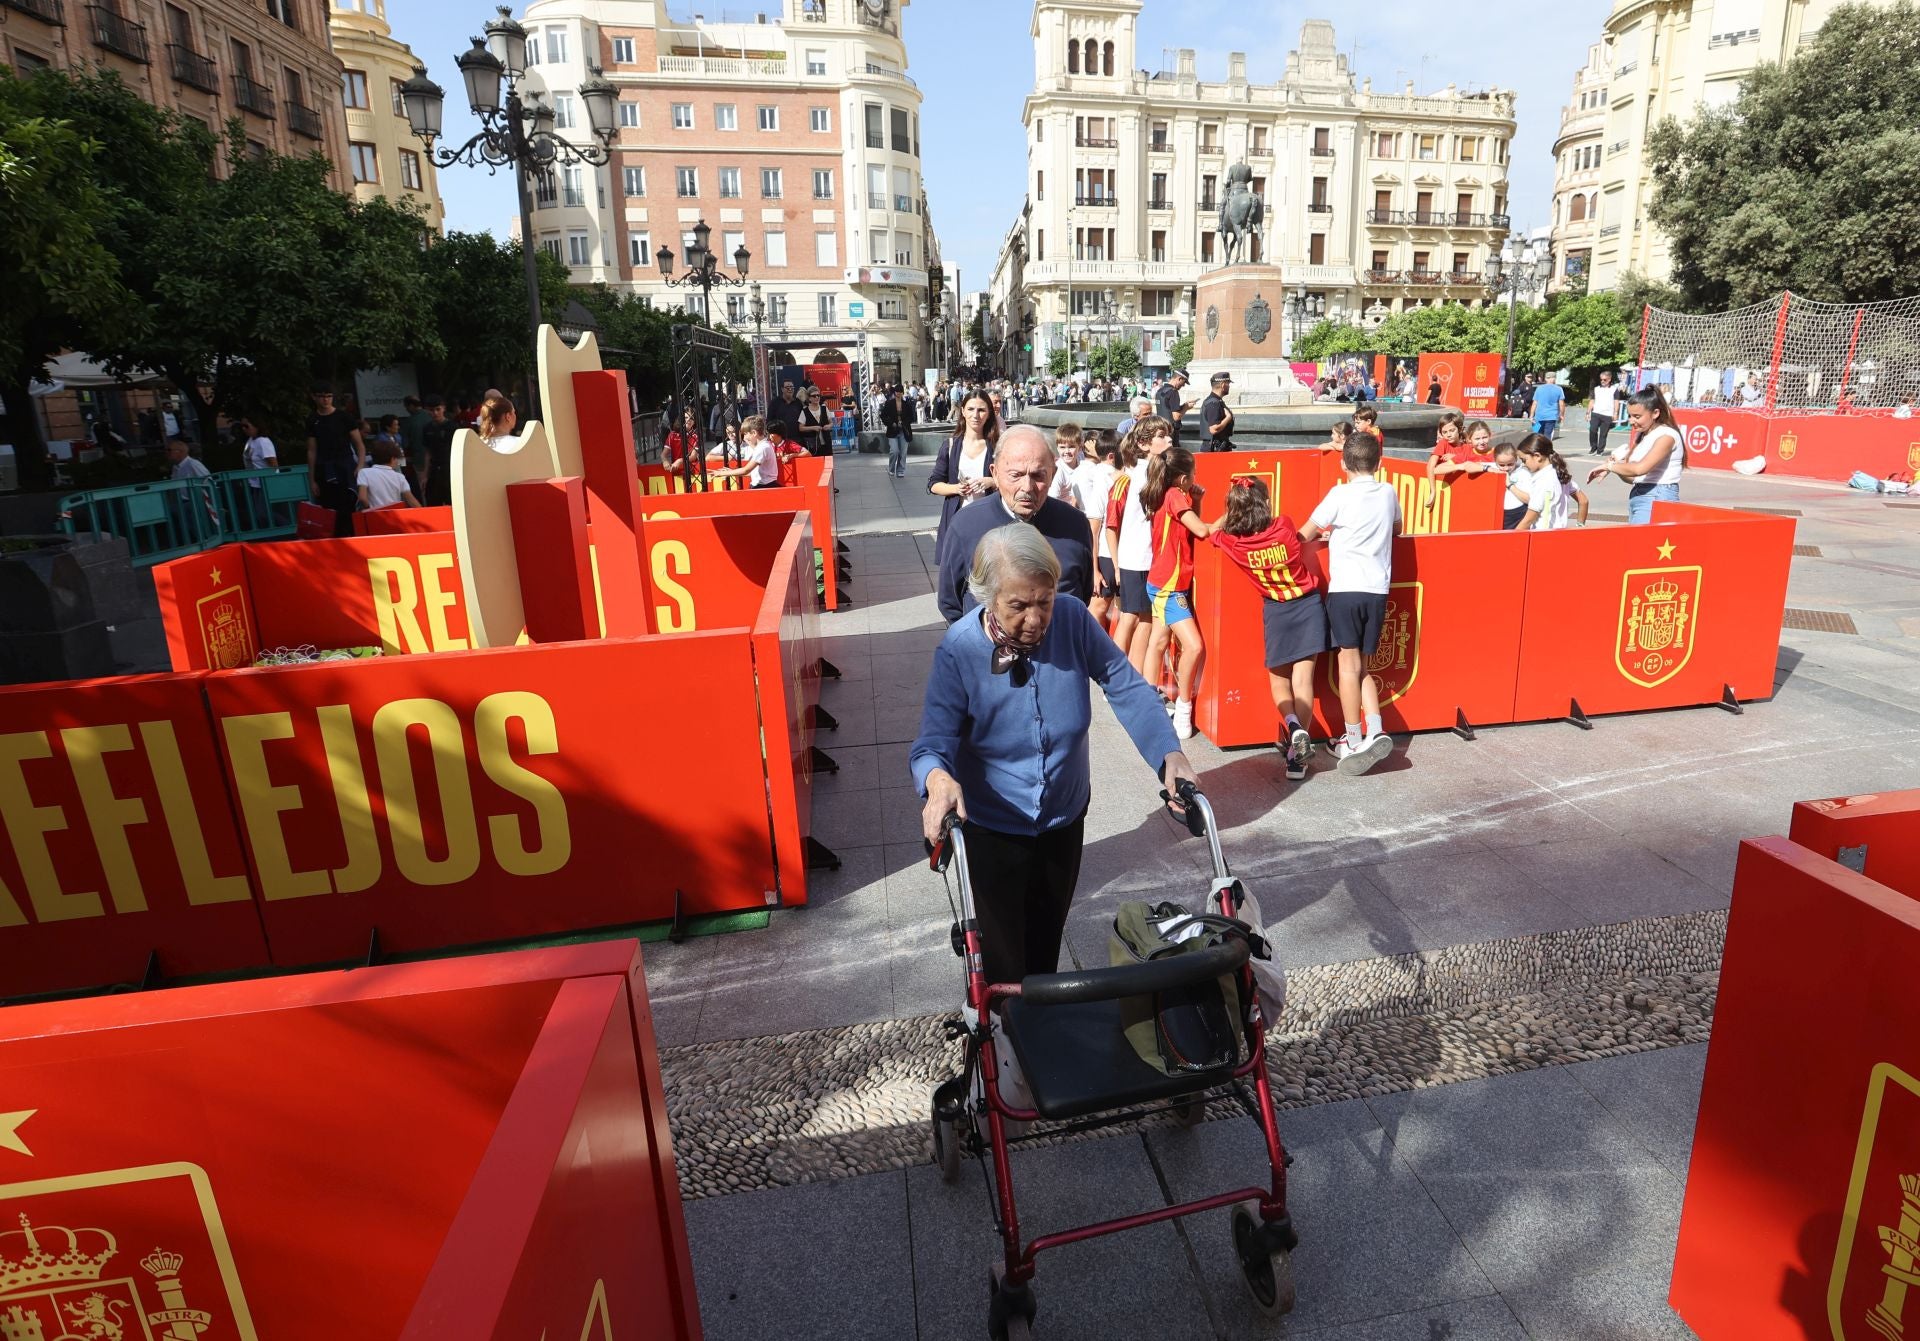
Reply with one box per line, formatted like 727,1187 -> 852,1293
1217,163 -> 1264,266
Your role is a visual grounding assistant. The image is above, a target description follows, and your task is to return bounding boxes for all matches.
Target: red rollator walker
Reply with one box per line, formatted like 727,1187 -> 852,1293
926,780 -> 1298,1339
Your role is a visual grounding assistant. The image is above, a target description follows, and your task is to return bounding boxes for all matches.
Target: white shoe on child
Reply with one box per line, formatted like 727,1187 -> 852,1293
1335,733 -> 1393,775
1172,699 -> 1194,740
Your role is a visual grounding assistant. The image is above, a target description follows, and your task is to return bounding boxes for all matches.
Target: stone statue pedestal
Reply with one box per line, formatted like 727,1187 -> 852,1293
1190,264 -> 1312,406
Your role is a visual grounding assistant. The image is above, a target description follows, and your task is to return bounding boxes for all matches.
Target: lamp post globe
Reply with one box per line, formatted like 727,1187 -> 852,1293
456,38 -> 504,114
400,66 -> 445,142
483,5 -> 527,75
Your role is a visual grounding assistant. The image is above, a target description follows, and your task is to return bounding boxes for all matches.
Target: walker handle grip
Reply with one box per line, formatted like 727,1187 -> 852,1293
1160,779 -> 1208,838
925,810 -> 962,872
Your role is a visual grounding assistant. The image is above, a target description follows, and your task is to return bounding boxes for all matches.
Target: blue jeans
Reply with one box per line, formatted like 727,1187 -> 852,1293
1531,416 -> 1560,438
1627,480 -> 1681,525
888,431 -> 909,474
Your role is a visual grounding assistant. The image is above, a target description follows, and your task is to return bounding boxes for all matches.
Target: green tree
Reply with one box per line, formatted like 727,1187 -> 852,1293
1646,1 -> 1920,307
1088,336 -> 1140,381
423,231 -> 569,396
1046,346 -> 1071,377
1168,331 -> 1194,373
0,69 -> 138,488
1292,320 -> 1372,359
968,307 -> 990,364
1517,293 -> 1633,385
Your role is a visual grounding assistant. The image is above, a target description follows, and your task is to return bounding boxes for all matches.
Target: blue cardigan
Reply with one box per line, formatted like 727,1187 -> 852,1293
909,597 -> 1181,835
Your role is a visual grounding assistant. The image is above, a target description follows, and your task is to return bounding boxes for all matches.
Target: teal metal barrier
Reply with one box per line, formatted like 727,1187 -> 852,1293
59,468 -> 309,565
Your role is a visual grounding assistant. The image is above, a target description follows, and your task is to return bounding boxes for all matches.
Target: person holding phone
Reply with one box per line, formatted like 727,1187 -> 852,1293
1154,370 -> 1191,447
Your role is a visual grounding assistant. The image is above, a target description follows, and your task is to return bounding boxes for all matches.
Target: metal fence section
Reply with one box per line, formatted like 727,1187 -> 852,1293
58,468 -> 309,565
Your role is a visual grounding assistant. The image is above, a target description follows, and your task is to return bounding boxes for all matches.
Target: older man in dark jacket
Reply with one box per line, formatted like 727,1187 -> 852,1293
936,425 -> 1092,622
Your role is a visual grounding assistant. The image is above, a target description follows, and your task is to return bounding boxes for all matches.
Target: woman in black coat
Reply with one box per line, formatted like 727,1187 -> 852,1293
927,389 -> 999,563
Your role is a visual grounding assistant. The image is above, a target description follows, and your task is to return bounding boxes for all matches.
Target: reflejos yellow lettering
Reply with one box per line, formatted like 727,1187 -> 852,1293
0,731 -> 76,924
651,539 -> 697,632
368,556 -> 428,654
222,711 -> 329,901
317,704 -> 380,893
418,553 -> 470,651
372,699 -> 480,886
139,720 -> 249,905
61,724 -> 147,914
475,691 -> 571,877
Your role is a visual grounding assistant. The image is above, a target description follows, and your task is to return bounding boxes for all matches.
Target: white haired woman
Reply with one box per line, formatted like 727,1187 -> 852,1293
911,525 -> 1200,987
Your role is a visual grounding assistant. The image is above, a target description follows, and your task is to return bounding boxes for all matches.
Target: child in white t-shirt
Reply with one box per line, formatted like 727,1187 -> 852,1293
709,414 -> 781,488
1298,433 -> 1401,775
356,440 -> 419,510
1515,435 -> 1589,531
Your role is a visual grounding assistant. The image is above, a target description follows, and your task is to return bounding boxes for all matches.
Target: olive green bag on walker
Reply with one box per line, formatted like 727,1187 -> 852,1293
1110,900 -> 1258,1075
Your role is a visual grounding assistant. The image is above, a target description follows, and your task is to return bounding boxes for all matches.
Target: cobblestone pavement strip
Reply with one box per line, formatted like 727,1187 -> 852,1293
663,908 -> 1723,1199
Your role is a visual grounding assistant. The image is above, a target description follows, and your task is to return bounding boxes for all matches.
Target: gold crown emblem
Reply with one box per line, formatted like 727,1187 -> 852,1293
1901,1173 -> 1920,1202
141,1249 -> 184,1278
0,1214 -> 118,1295
1,1304 -> 46,1341
1642,578 -> 1680,603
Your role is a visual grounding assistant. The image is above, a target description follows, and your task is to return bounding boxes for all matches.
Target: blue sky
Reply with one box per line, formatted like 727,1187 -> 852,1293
389,0 -> 1607,287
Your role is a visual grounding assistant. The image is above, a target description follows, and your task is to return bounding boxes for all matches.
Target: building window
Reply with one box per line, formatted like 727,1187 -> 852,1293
1150,229 -> 1165,263
618,100 -> 639,128
812,168 -> 833,199
1416,133 -> 1438,160
623,165 -> 646,196
891,106 -> 910,152
1458,135 -> 1481,162
349,141 -> 378,183
539,237 -> 561,259
764,231 -> 787,267
342,69 -> 368,108
1312,126 -> 1331,155
611,36 -> 633,63
893,236 -> 913,266
757,105 -> 778,131
676,166 -> 698,196
1452,251 -> 1469,275
567,231 -> 590,266
723,230 -> 746,267
864,102 -> 883,149
399,149 -> 423,189
878,297 -> 904,320
553,94 -> 575,129
545,28 -> 566,63
1412,249 -> 1430,273
761,167 -> 782,198
815,231 -> 837,266
1200,123 -> 1219,152
1036,170 -> 1044,202
719,166 -> 741,197
561,165 -> 585,206
627,232 -> 650,267
818,294 -> 835,326
266,0 -> 296,28
1149,171 -> 1166,206
1150,120 -> 1168,150
524,32 -> 539,65
1371,249 -> 1389,271
1201,232 -> 1215,263
1374,132 -> 1399,157
390,77 -> 406,116
1034,228 -> 1044,260
726,294 -> 748,323
805,48 -> 827,75
768,293 -> 788,323
1251,126 -> 1269,153
810,106 -> 830,132
714,103 -> 737,131
1373,188 -> 1391,215
1309,234 -> 1326,265
672,103 -> 694,130
869,229 -> 886,264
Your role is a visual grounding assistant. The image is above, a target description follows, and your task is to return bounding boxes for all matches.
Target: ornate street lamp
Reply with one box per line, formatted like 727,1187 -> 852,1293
1486,236 -> 1555,400
403,7 -> 619,417
654,218 -> 751,327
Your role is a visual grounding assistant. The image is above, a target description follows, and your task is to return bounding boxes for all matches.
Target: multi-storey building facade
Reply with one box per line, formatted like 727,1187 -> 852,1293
4,0 -> 349,189
1004,1 -> 1515,367
1584,0 -> 1873,292
514,0 -> 940,388
1547,41 -> 1609,295
329,0 -> 442,229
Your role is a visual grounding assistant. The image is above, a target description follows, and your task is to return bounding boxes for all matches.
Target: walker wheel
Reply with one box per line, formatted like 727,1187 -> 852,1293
987,1264 -> 1036,1340
1231,1204 -> 1297,1317
1171,1095 -> 1205,1127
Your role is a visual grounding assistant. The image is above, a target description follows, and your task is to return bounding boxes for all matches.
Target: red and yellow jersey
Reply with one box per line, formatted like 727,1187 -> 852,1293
1104,470 -> 1132,532
1147,486 -> 1197,590
1431,438 -> 1490,466
1209,517 -> 1319,602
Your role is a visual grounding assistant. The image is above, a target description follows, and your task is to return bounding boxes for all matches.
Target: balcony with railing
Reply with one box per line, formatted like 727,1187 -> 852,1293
1248,145 -> 1273,158
865,131 -> 884,150
893,194 -> 915,212
88,5 -> 148,61
656,54 -> 787,79
868,191 -> 888,210
1074,193 -> 1118,207
1075,137 -> 1117,149
233,73 -> 275,117
860,62 -> 916,88
562,187 -> 587,207
1308,202 -> 1332,214
1310,146 -> 1334,158
287,99 -> 324,140
5,0 -> 66,25
167,43 -> 216,91
1406,270 -> 1446,286
1147,197 -> 1171,210
1364,268 -> 1402,284
1198,197 -> 1218,212
1149,136 -> 1169,152
1364,208 -> 1509,228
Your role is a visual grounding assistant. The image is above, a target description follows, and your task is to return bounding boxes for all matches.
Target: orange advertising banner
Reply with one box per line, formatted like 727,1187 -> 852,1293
1676,406 -> 1920,482
199,634 -> 780,967
1671,834 -> 1920,1340
637,456 -> 842,609
1191,449 -> 1503,538
1417,352 -> 1504,418
0,942 -> 700,1340
0,673 -> 268,997
1509,504 -> 1793,720
237,535 -> 475,656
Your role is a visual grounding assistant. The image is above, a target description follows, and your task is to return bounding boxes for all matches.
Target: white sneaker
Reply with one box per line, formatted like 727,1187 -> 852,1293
1288,725 -> 1311,757
1172,700 -> 1194,740
1335,733 -> 1393,776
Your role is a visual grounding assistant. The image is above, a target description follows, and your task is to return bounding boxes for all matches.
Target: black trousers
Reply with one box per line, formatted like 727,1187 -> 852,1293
317,478 -> 358,537
963,814 -> 1086,987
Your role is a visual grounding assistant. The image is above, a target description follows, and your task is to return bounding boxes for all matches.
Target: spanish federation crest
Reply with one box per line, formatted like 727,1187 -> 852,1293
1244,296 -> 1272,345
1826,1061 -> 1920,1341
1908,440 -> 1920,473
1775,431 -> 1798,463
1325,581 -> 1421,707
1615,566 -> 1701,688
1204,305 -> 1219,344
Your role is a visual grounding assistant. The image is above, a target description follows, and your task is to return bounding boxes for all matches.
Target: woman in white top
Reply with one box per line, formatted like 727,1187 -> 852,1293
476,391 -> 520,453
927,391 -> 997,563
1513,435 -> 1588,531
1587,386 -> 1684,525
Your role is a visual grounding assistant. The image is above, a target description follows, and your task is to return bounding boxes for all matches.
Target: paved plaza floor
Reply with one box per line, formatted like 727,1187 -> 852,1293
653,440 -> 1920,1340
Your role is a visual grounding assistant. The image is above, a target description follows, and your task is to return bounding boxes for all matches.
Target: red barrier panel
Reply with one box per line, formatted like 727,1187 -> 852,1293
0,673 -> 268,996
637,457 -> 842,610
356,505 -> 455,536
753,513 -> 823,907
1670,833 -> 1920,1340
238,534 -> 475,655
1788,789 -> 1920,901
1191,449 -> 1503,536
1677,406 -> 1920,481
0,941 -> 700,1340
202,633 -> 780,966
1510,504 -> 1793,720
152,547 -> 259,671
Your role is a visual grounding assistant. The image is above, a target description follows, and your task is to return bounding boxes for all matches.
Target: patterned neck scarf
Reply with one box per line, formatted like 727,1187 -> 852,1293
983,608 -> 1034,685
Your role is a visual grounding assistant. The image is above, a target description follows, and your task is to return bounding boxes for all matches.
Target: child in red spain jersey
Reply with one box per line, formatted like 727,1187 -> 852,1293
1210,476 -> 1325,780
1141,446 -> 1210,740
1425,412 -> 1498,514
